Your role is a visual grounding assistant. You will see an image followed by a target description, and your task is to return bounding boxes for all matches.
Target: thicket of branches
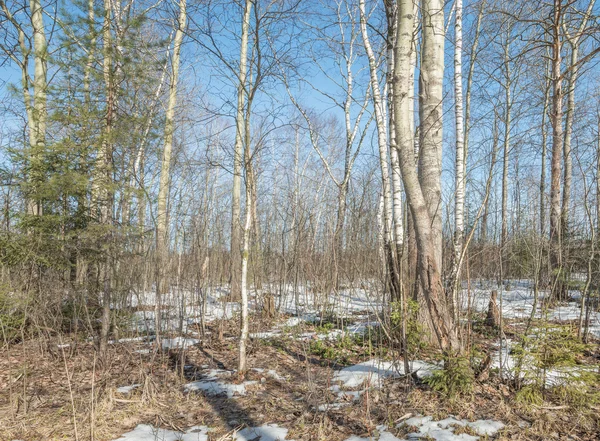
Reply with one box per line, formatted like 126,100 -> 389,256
1,0 -> 600,391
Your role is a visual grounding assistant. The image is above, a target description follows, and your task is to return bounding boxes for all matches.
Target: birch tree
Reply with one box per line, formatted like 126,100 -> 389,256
359,0 -> 399,299
549,0 -> 565,297
384,0 -> 405,281
281,0 -> 372,293
236,0 -> 253,374
155,0 -> 187,348
231,0 -> 253,302
393,0 -> 461,356
450,0 -> 465,318
561,0 -> 595,272
418,0 -> 445,271
0,0 -> 48,218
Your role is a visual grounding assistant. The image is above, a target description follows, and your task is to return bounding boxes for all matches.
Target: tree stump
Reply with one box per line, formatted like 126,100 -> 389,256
263,293 -> 275,318
476,353 -> 492,381
486,290 -> 500,328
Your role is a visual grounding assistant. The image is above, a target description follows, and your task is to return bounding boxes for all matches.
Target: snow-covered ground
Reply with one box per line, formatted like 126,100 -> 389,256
235,425 -> 291,441
101,280 -> 596,440
343,416 -> 505,441
112,415 -> 506,441
120,279 -> 600,341
123,283 -> 384,335
113,424 -> 210,441
464,280 -> 600,337
318,359 -> 439,412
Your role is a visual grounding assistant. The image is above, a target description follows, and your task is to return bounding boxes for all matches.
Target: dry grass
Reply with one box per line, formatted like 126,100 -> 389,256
0,315 -> 599,441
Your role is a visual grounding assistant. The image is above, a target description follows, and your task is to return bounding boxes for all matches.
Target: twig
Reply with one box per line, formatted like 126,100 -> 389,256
91,352 -> 96,441
60,339 -> 79,441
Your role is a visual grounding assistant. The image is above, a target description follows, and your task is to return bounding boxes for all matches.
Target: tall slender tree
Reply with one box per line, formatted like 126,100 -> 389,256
155,0 -> 187,348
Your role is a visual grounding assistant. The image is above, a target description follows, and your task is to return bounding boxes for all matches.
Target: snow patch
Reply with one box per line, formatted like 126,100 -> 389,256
235,424 -> 289,441
250,330 -> 282,339
468,420 -> 505,436
252,368 -> 286,382
161,337 -> 199,350
112,424 -> 209,441
116,384 -> 141,394
318,359 -> 438,412
399,415 -> 504,441
332,359 -> 437,389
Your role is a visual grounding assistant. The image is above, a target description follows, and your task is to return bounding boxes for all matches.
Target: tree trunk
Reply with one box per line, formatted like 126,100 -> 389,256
394,0 -> 460,355
238,149 -> 253,376
26,0 -> 47,217
549,0 -> 564,299
501,39 -> 511,281
98,0 -> 115,358
450,0 -> 465,318
486,290 -> 500,328
359,0 -> 399,300
385,0 -> 405,275
155,0 -> 186,349
561,44 -> 577,242
539,51 -> 551,286
418,0 -> 444,271
230,0 -> 253,302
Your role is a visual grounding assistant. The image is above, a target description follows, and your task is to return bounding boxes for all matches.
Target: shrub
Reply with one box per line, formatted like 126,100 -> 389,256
0,287 -> 27,344
425,355 -> 473,397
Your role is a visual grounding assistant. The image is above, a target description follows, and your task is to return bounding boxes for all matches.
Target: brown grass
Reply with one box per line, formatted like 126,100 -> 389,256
0,315 -> 599,441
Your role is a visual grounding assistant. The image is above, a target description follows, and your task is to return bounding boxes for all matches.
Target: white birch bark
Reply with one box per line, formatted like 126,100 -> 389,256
394,0 -> 459,353
451,0 -> 465,317
418,0 -> 445,270
231,0 -> 253,301
235,0 -> 253,373
549,0 -> 564,293
359,0 -> 398,297
384,0 -> 404,259
155,0 -> 187,348
562,0 -> 595,239
501,38 -> 511,269
238,181 -> 251,373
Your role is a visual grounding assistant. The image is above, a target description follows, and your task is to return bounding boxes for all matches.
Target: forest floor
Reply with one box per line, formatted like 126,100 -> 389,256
1,283 -> 599,441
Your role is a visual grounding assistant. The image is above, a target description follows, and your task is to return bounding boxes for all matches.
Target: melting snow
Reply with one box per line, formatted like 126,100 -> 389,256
490,338 -> 595,386
252,368 -> 286,382
469,420 -> 505,436
342,415 -> 504,440
401,415 -> 504,441
161,337 -> 199,350
113,424 -> 209,441
116,384 -> 141,394
332,359 -> 437,389
250,330 -> 282,339
235,424 -> 290,441
183,368 -> 258,398
318,359 -> 438,412
184,380 -> 257,398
